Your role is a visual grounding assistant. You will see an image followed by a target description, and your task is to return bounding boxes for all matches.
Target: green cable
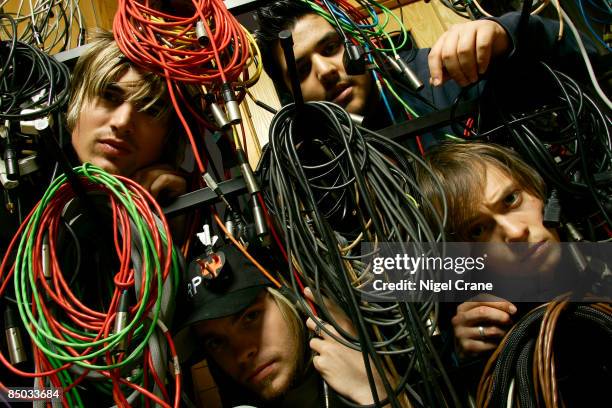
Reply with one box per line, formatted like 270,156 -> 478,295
303,0 -> 409,53
13,164 -> 174,371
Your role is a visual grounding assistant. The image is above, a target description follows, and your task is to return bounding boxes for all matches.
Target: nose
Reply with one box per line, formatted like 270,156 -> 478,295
312,54 -> 339,87
495,214 -> 529,243
109,102 -> 136,134
234,337 -> 258,366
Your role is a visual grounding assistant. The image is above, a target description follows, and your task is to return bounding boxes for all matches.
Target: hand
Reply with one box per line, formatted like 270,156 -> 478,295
304,287 -> 387,405
452,296 -> 517,358
131,164 -> 187,201
428,19 -> 511,87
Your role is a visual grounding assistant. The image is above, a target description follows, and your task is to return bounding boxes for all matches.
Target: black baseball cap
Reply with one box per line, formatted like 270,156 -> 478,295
180,245 -> 272,329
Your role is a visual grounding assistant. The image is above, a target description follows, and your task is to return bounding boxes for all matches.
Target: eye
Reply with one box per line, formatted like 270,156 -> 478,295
242,310 -> 261,325
503,190 -> 522,207
469,224 -> 486,240
322,40 -> 342,57
143,103 -> 164,118
204,336 -> 225,352
101,89 -> 123,105
467,221 -> 493,241
297,61 -> 311,81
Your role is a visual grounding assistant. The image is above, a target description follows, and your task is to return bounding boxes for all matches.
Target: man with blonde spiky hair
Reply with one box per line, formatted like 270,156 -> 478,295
67,30 -> 187,200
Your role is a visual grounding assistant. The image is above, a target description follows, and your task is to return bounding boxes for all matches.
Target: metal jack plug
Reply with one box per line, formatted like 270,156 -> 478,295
4,306 -> 27,365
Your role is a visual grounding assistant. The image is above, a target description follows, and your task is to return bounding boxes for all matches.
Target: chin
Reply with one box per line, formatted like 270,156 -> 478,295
256,379 -> 290,401
254,369 -> 295,401
90,159 -> 130,177
344,95 -> 368,115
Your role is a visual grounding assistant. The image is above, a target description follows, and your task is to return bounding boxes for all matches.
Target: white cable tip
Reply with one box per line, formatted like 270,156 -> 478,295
203,224 -> 211,246
196,232 -> 208,246
211,235 -> 219,246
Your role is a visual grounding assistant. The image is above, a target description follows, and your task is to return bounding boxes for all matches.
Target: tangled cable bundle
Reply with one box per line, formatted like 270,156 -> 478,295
0,164 -> 181,408
0,0 -> 87,52
0,14 -> 71,122
459,58 -> 612,240
476,297 -> 612,408
303,0 -> 412,54
113,0 -> 260,86
113,0 -> 263,173
261,100 -> 460,407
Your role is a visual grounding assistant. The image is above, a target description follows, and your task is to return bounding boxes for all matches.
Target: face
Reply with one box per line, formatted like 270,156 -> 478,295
274,14 -> 372,114
466,164 -> 561,277
194,292 -> 301,401
71,68 -> 169,177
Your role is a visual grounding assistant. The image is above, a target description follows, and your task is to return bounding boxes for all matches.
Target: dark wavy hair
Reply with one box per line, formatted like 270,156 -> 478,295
255,0 -> 314,89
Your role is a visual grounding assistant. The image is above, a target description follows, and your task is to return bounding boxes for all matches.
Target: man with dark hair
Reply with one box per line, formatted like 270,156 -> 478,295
255,1 -> 596,132
179,244 -> 393,407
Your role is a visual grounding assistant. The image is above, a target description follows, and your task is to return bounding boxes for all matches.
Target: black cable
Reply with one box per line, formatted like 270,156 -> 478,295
464,59 -> 611,241
261,100 -> 457,406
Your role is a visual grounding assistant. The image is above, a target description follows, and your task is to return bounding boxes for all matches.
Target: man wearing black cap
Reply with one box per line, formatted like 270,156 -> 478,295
179,244 -> 389,407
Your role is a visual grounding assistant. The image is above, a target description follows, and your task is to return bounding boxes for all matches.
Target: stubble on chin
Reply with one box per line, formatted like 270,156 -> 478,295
255,363 -> 300,402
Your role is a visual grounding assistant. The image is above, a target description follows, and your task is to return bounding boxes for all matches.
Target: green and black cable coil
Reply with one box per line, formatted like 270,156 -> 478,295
260,100 -> 461,407
477,297 -> 612,407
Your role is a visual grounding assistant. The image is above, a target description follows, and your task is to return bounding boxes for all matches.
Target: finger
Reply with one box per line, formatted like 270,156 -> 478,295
131,171 -> 155,192
303,287 -> 315,303
306,316 -> 330,339
475,25 -> 495,75
456,27 -> 478,84
474,325 -> 507,339
453,305 -> 513,327
454,324 -> 508,341
306,317 -> 317,332
312,354 -> 325,373
459,338 -> 499,356
457,300 -> 517,314
309,336 -> 325,354
428,32 -> 447,86
149,174 -> 187,200
439,30 -> 470,87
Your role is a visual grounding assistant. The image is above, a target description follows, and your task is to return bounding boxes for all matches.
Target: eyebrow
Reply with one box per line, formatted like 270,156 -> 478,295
102,83 -> 125,95
295,30 -> 341,66
463,183 -> 518,227
198,303 -> 259,339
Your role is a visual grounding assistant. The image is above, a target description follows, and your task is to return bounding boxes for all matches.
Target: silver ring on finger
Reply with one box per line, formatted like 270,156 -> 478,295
478,326 -> 486,340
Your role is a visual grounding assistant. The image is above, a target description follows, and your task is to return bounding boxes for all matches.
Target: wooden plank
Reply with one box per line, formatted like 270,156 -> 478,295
396,1 -> 447,48
241,67 -> 281,168
430,0 -> 469,30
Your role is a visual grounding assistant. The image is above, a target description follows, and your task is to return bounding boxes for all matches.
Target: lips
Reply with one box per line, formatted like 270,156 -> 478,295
246,361 -> 275,384
329,84 -> 353,106
97,138 -> 133,156
522,240 -> 548,262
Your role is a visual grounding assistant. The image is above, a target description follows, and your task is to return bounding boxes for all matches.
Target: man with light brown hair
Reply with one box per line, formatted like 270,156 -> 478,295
416,141 -> 561,357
